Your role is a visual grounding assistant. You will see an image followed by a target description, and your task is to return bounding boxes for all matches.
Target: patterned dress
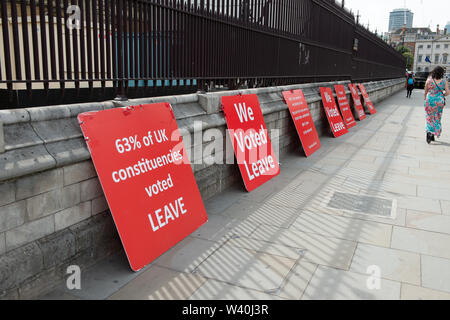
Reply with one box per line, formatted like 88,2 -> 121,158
425,79 -> 446,138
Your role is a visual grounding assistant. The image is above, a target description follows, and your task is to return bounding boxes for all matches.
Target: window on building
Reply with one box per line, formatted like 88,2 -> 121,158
425,67 -> 429,72
418,45 -> 423,49
444,55 -> 448,64
418,67 -> 422,71
427,45 -> 431,48
435,54 -> 440,63
436,45 -> 441,49
418,55 -> 423,62
445,44 -> 449,49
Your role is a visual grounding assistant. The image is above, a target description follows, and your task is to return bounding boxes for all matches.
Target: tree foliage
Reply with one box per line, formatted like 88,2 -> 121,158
397,46 -> 413,69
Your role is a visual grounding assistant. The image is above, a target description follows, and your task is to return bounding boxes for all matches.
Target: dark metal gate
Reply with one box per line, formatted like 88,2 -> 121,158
0,0 -> 405,108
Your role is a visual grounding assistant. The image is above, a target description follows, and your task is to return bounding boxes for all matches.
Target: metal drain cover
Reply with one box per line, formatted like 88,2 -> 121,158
327,192 -> 395,217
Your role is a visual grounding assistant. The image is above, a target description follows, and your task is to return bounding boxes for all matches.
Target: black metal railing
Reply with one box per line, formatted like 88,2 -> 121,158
0,0 -> 405,108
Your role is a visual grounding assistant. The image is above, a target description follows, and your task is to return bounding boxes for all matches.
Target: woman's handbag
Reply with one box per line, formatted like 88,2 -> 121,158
433,79 -> 447,106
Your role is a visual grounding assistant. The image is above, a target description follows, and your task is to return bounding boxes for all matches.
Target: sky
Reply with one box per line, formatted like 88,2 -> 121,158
341,0 -> 450,34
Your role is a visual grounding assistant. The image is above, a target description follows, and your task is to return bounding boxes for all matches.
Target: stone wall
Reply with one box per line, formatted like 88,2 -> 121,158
0,78 -> 404,299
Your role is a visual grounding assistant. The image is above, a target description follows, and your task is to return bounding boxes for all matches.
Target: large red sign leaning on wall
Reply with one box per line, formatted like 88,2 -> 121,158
348,84 -> 366,121
222,94 -> 280,192
358,84 -> 377,114
319,87 -> 348,138
282,89 -> 321,157
78,103 -> 208,271
334,85 -> 356,129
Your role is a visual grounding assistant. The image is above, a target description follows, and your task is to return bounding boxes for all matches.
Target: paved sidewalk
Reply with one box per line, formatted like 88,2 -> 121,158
41,89 -> 450,300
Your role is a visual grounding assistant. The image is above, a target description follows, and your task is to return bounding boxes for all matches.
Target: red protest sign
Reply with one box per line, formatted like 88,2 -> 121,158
78,103 -> 208,271
320,87 -> 348,138
334,85 -> 356,129
348,84 -> 366,121
222,94 -> 280,192
358,84 -> 376,114
282,89 -> 321,157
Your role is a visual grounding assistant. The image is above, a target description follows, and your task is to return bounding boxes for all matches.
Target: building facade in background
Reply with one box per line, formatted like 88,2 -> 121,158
446,22 -> 450,34
389,8 -> 413,32
389,27 -> 432,52
414,33 -> 450,74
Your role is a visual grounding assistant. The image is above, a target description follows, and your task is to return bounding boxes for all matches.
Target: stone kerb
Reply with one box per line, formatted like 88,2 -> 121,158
196,80 -> 352,115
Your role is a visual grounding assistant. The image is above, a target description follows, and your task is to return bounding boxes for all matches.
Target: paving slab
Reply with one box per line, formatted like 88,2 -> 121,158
265,189 -> 316,209
350,244 -> 421,285
419,160 -> 450,170
340,207 -> 406,227
221,199 -> 301,228
373,157 -> 420,169
344,178 -> 417,197
408,167 -> 450,180
39,290 -> 81,300
204,186 -> 244,215
391,226 -> 450,260
421,255 -> 450,294
195,244 -> 296,292
293,170 -> 333,184
401,284 -> 450,300
291,211 -> 393,247
108,266 -> 207,300
418,186 -> 450,201
226,237 -> 302,260
394,196 -> 442,214
240,178 -> 294,203
345,160 -> 409,175
441,201 -> 450,216
152,237 -> 222,273
250,224 -> 357,270
276,260 -> 317,300
190,214 -> 259,243
293,176 -> 349,195
301,266 -> 401,300
189,279 -> 283,300
406,212 -> 450,234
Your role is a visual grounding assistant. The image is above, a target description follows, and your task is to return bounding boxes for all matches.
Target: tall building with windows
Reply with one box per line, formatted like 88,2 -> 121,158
445,22 -> 450,34
413,34 -> 450,74
389,8 -> 413,32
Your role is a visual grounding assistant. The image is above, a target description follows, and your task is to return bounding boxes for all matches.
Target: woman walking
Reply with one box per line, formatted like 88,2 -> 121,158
406,73 -> 415,98
424,66 -> 449,144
